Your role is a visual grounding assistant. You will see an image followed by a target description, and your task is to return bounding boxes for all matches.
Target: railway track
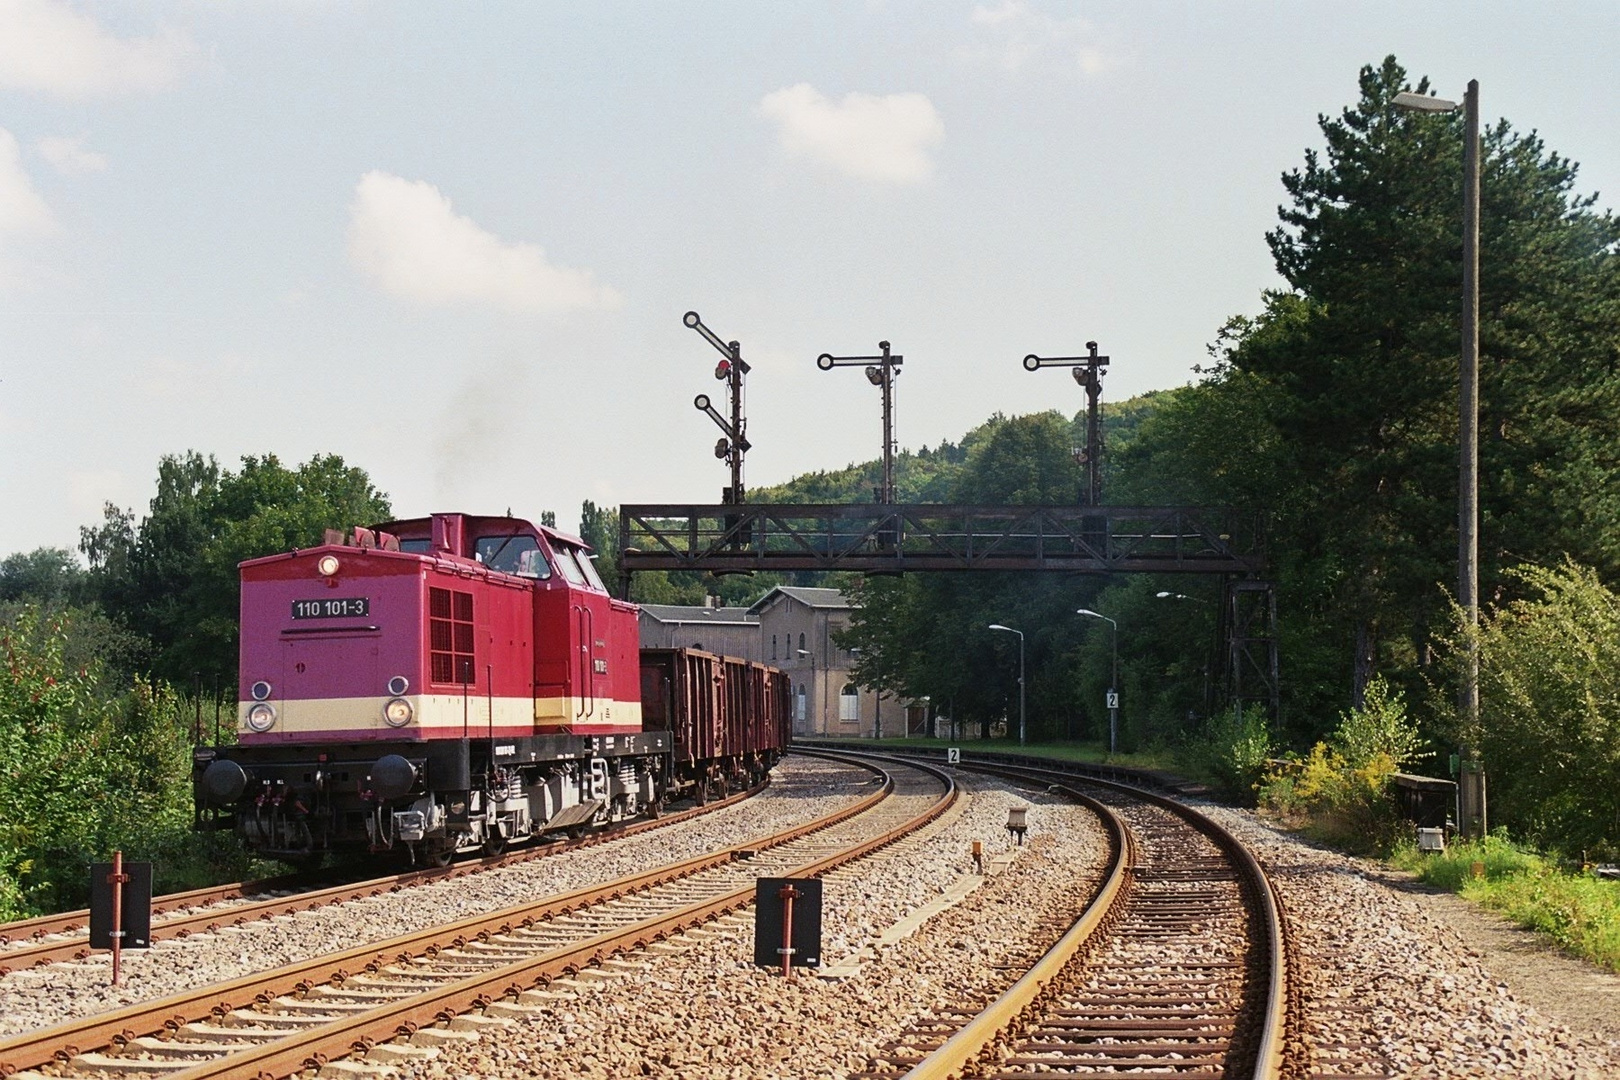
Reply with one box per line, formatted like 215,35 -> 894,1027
851,756 -> 1295,1080
0,776 -> 770,974
0,754 -> 952,1080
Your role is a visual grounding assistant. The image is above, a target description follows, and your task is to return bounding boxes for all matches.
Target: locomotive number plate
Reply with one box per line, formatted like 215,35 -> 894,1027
291,597 -> 370,619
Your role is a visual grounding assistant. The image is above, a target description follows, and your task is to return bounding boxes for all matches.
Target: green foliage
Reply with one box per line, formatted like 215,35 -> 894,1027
1330,676 -> 1425,770
1197,705 -> 1273,803
0,605 -> 241,919
1259,676 -> 1421,851
80,452 -> 390,687
0,548 -> 89,606
1392,835 -> 1620,973
1432,560 -> 1620,858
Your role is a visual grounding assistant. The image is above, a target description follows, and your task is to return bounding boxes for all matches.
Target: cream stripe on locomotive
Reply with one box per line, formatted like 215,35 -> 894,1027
238,695 -> 644,737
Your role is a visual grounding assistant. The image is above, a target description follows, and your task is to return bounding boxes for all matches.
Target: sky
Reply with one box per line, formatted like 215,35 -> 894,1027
2,1 -> 1617,557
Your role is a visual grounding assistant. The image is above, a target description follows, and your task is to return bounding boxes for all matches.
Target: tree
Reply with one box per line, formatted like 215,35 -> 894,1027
1120,57 -> 1620,738
0,606 -> 205,917
1433,561 -> 1620,857
0,548 -> 89,606
80,452 -> 391,686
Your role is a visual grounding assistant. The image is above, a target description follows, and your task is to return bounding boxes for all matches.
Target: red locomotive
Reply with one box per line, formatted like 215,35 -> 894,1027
192,512 -> 790,865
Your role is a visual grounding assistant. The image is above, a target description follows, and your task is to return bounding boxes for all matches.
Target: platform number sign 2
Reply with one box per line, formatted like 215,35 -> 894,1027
947,747 -> 961,764
1106,691 -> 1119,710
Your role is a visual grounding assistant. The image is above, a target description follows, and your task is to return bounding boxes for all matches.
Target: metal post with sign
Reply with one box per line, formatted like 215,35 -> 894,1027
1106,689 -> 1119,755
89,852 -> 152,986
754,877 -> 821,975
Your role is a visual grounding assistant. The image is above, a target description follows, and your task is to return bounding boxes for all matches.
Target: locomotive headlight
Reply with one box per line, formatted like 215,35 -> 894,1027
383,697 -> 414,727
245,702 -> 276,732
250,680 -> 272,701
316,554 -> 341,576
387,675 -> 409,696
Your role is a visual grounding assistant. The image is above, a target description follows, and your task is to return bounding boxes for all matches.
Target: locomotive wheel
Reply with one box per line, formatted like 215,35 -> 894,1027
567,824 -> 588,840
482,831 -> 507,857
426,847 -> 454,868
647,797 -> 664,819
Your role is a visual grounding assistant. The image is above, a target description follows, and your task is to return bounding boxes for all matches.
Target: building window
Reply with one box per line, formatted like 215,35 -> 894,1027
839,683 -> 859,722
796,685 -> 807,723
430,587 -> 475,684
772,634 -> 777,661
799,632 -> 806,654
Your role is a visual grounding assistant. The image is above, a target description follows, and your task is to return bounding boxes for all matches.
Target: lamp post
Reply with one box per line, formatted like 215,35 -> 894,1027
1076,609 -> 1118,754
1393,80 -> 1484,838
987,624 -> 1025,746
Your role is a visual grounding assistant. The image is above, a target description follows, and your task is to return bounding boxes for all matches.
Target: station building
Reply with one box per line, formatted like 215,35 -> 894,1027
637,586 -> 908,738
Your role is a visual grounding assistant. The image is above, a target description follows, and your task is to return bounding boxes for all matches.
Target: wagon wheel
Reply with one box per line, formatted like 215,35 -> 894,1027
695,778 -> 710,806
426,847 -> 455,869
481,829 -> 507,857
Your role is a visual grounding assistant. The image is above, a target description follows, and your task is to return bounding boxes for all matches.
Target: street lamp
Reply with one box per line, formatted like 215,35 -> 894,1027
1154,591 -> 1205,603
1076,609 -> 1118,754
986,624 -> 1025,746
1393,80 -> 1484,838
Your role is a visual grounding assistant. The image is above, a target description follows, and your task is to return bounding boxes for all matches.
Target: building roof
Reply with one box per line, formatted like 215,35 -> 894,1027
638,604 -> 759,625
745,586 -> 852,616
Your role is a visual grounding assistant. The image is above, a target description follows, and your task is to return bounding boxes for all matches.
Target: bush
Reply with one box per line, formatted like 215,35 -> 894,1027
1432,561 -> 1620,860
0,605 -> 239,918
1198,705 -> 1273,803
1259,677 -> 1421,853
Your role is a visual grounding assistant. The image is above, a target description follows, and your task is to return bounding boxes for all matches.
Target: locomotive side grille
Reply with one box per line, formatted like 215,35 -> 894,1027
429,586 -> 476,685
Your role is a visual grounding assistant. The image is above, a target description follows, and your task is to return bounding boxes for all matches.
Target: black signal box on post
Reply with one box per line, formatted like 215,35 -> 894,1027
753,877 -> 822,970
89,860 -> 152,950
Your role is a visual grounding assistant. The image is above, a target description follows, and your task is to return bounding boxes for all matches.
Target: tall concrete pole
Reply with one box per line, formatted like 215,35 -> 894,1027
1460,80 -> 1485,838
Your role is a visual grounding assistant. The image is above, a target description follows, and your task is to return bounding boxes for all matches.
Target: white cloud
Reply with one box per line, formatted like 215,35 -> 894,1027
0,0 -> 196,98
347,171 -> 622,313
0,128 -> 55,238
969,1 -> 1128,76
37,134 -> 106,175
757,84 -> 943,185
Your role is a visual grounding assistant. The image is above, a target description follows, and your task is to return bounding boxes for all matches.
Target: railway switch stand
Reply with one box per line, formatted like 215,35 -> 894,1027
1006,806 -> 1028,846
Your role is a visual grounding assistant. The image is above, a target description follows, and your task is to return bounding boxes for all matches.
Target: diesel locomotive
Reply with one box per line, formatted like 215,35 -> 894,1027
192,512 -> 790,866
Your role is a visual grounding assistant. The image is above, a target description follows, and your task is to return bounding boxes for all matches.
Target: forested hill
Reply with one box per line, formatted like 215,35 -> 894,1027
747,391 -> 1168,507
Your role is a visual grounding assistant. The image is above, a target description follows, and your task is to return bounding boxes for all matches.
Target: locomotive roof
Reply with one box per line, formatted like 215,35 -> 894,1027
370,513 -> 594,551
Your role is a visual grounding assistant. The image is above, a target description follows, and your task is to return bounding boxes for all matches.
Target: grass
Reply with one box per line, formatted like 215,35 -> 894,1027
1391,834 -> 1620,974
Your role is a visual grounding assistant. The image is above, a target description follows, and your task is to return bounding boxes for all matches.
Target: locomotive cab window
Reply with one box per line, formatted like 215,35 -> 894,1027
554,548 -> 588,586
398,537 -> 431,554
475,534 -> 546,576
577,551 -> 607,591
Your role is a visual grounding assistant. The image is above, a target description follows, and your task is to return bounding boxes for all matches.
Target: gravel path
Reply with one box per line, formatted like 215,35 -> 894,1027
0,756 -> 872,1040
1199,804 -> 1620,1079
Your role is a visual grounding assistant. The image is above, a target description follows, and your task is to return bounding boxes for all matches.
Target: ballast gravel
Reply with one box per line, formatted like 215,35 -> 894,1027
391,777 -> 1111,1080
1198,803 -> 1620,1079
7,760 -> 1617,1079
0,756 -> 873,1040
